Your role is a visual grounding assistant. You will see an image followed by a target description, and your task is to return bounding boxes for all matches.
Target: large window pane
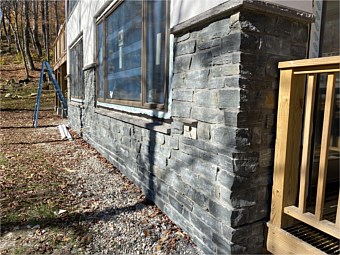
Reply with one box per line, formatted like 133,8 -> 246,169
96,0 -> 169,108
106,1 -> 142,101
320,0 -> 339,57
70,39 -> 83,99
145,0 -> 167,104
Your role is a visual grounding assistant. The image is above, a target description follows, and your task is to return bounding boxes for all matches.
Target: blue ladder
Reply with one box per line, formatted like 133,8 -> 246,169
32,61 -> 68,128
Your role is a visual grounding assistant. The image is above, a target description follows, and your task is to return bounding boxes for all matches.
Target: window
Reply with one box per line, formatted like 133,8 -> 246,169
319,0 -> 339,57
67,0 -> 78,19
96,0 -> 169,110
70,38 -> 84,99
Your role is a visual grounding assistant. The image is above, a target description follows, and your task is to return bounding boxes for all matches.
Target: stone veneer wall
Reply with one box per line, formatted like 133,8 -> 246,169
67,1 -> 312,253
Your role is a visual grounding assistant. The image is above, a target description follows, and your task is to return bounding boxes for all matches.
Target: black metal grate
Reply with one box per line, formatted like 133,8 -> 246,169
284,222 -> 339,254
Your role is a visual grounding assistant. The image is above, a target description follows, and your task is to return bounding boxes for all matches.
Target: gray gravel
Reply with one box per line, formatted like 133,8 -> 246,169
60,139 -> 204,255
0,116 -> 203,255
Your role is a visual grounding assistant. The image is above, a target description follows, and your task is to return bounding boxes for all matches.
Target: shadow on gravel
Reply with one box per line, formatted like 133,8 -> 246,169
0,125 -> 59,129
0,108 -> 52,112
0,201 -> 153,234
5,139 -> 69,145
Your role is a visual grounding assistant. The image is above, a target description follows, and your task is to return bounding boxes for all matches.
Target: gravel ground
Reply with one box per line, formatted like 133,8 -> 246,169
64,141 -> 203,255
0,110 -> 203,255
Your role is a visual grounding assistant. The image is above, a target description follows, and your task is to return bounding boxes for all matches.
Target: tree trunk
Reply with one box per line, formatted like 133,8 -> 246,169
23,0 -> 35,70
41,0 -> 47,56
1,14 -> 11,52
45,0 -> 50,62
54,0 -> 59,36
3,2 -> 19,54
12,1 -> 29,78
31,0 -> 42,57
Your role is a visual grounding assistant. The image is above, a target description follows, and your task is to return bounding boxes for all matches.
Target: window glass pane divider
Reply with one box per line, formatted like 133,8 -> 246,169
103,19 -> 108,100
162,0 -> 170,111
141,0 -> 147,107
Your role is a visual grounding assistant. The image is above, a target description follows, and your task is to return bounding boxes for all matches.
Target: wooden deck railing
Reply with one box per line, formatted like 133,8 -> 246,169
53,22 -> 66,71
267,56 -> 340,254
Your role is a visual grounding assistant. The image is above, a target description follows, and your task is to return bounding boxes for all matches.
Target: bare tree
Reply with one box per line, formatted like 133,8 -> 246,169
1,10 -> 10,52
1,1 -> 15,53
23,0 -> 35,70
41,0 -> 46,55
9,0 -> 29,78
31,0 -> 42,57
45,0 -> 50,62
54,0 -> 59,36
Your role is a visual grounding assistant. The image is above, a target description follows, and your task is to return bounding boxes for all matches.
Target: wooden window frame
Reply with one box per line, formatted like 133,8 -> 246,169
95,0 -> 170,111
69,37 -> 84,100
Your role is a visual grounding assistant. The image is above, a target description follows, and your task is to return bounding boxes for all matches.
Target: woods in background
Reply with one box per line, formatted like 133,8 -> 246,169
0,0 -> 65,79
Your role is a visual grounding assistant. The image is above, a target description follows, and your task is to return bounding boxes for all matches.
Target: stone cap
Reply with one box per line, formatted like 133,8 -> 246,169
171,0 -> 314,35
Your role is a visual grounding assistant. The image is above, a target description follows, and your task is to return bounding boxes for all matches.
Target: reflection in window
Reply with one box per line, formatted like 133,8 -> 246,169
308,0 -> 339,210
105,1 -> 142,101
70,39 -> 84,99
67,0 -> 78,19
96,0 -> 168,109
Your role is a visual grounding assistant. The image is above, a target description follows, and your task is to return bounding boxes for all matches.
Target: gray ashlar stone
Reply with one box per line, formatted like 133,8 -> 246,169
168,194 -> 184,213
218,89 -> 240,108
171,121 -> 184,135
210,64 -> 240,78
221,32 -> 241,54
212,53 -> 233,66
202,18 -> 231,39
175,33 -> 190,43
211,125 -> 236,147
168,187 -> 194,211
190,213 -> 214,239
191,51 -> 212,70
170,135 -> 180,149
265,35 -> 291,56
220,185 -> 257,208
180,136 -> 221,155
217,169 -> 249,190
171,150 -> 194,167
232,153 -> 259,176
197,122 -> 211,140
172,89 -> 194,102
185,69 -> 210,89
197,38 -> 221,50
208,199 -> 233,225
192,204 -> 221,233
193,159 -> 218,182
207,77 -> 225,89
191,107 -> 225,124
171,73 -> 186,88
193,90 -> 218,108
175,40 -> 196,56
180,183 -> 209,209
174,55 -> 192,73
172,101 -> 192,118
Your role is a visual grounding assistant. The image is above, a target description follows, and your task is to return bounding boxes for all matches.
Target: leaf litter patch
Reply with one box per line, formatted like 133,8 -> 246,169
0,110 -> 202,254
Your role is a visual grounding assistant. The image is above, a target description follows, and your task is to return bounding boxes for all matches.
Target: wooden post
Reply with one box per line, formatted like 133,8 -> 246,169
315,73 -> 336,220
269,68 -> 305,228
336,191 -> 340,228
298,74 -> 317,213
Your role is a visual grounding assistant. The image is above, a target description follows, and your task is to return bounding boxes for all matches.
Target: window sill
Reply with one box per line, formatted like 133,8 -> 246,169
94,107 -> 171,135
96,101 -> 171,119
69,99 -> 85,109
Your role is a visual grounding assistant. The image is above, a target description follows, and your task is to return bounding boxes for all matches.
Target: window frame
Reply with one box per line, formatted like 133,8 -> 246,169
95,0 -> 170,111
69,37 -> 84,100
66,0 -> 79,20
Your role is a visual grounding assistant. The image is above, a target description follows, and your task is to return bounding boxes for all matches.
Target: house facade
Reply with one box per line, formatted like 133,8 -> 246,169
56,0 -> 339,253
